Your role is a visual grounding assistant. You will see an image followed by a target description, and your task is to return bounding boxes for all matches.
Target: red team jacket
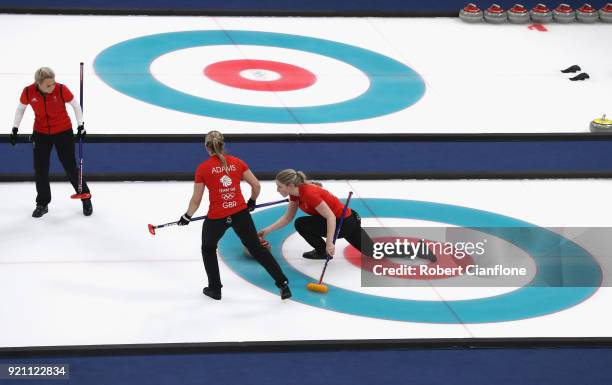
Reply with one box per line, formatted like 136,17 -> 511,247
20,83 -> 74,135
195,154 -> 249,219
290,183 -> 352,218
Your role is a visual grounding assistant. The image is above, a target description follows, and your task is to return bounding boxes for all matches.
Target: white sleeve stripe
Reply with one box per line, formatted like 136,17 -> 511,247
68,98 -> 84,126
13,103 -> 27,128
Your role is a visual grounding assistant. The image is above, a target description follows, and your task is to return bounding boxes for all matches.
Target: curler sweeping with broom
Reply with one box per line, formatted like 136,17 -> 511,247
177,130 -> 291,301
258,169 -> 373,260
10,67 -> 92,218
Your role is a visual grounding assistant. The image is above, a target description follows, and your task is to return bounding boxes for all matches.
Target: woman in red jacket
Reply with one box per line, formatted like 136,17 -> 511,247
10,67 -> 92,218
258,169 -> 373,260
177,131 -> 291,301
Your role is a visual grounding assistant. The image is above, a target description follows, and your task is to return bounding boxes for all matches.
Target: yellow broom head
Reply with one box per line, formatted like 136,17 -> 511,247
306,283 -> 328,293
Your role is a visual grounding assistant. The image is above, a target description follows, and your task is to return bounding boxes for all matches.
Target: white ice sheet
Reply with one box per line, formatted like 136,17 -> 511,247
1,15 -> 609,135
1,179 -> 612,348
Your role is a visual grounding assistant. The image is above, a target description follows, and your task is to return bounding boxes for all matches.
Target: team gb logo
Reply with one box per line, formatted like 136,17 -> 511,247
220,175 -> 232,187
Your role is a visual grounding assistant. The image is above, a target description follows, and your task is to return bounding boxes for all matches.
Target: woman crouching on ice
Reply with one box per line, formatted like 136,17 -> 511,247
258,169 -> 373,259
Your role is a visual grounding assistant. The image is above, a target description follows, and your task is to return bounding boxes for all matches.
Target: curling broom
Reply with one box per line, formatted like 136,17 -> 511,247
306,191 -> 353,294
71,62 -> 91,200
148,198 -> 289,235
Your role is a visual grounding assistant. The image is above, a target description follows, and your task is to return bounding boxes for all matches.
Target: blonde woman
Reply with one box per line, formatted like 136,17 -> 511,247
10,67 -> 91,218
258,170 -> 373,260
178,131 -> 291,300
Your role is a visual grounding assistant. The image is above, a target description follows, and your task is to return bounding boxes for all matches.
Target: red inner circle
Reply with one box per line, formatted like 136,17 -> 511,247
204,59 -> 316,92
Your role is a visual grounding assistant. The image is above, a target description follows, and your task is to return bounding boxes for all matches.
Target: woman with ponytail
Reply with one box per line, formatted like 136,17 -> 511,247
258,169 -> 373,260
178,131 -> 291,300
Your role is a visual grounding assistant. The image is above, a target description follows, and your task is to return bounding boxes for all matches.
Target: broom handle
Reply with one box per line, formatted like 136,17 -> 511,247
78,62 -> 84,194
318,192 -> 353,284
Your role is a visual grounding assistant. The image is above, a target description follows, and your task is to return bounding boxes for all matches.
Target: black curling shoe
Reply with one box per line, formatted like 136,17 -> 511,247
279,283 -> 292,300
203,287 -> 222,300
569,72 -> 590,81
82,199 -> 93,216
302,249 -> 328,260
32,205 -> 48,218
561,64 -> 581,73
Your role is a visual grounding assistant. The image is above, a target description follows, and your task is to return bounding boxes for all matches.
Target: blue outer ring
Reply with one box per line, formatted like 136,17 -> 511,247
93,30 -> 425,124
219,199 -> 601,323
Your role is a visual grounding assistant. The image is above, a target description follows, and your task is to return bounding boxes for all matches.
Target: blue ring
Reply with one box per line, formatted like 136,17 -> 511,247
219,199 -> 601,323
94,30 -> 425,124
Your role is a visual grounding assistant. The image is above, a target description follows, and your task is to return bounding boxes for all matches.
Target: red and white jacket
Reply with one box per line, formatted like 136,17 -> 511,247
14,83 -> 83,135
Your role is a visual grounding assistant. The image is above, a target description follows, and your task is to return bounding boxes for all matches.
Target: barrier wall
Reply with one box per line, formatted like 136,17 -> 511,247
2,134 -> 612,180
0,1 -> 605,16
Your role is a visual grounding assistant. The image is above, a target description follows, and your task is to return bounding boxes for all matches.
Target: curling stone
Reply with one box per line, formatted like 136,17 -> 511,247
600,3 -> 612,22
244,237 -> 272,257
553,4 -> 576,22
530,3 -> 553,23
508,4 -> 531,23
460,3 -> 484,22
484,4 -> 507,23
590,115 -> 612,132
576,3 -> 599,22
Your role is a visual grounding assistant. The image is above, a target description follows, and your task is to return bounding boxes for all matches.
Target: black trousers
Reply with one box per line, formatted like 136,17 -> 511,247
201,209 -> 288,291
32,130 -> 90,206
294,210 -> 374,257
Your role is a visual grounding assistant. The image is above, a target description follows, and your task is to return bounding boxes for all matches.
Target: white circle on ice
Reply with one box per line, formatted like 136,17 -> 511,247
281,217 -> 536,301
150,45 -> 370,108
239,69 -> 282,82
